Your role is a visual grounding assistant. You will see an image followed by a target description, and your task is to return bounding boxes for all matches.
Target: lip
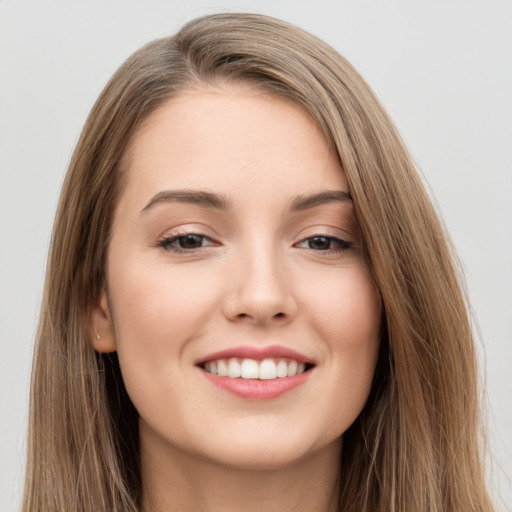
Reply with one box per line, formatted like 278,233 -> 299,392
195,344 -> 315,400
199,369 -> 313,400
195,344 -> 314,366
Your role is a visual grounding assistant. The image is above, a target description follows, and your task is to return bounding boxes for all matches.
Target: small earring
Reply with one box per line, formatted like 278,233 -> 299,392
96,333 -> 101,340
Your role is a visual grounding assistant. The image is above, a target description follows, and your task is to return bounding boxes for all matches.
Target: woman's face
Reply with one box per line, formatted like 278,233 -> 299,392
93,84 -> 381,470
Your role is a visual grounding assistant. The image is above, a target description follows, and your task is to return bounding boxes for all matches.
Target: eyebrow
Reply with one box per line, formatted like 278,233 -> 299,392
140,189 -> 232,213
287,190 -> 352,211
140,188 -> 352,214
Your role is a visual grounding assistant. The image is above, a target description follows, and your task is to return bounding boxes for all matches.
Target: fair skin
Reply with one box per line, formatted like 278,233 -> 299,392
93,83 -> 381,512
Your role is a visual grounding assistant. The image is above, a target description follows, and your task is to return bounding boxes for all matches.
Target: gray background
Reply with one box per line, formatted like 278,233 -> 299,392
1,1 -> 511,510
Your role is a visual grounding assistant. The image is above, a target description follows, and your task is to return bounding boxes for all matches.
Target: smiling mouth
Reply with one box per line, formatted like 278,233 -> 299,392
199,357 -> 315,380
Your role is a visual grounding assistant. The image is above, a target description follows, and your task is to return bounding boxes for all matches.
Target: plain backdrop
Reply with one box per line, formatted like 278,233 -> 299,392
0,1 -> 511,511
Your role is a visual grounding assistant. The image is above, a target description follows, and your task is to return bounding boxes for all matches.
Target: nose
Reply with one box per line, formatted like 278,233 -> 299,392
222,245 -> 297,327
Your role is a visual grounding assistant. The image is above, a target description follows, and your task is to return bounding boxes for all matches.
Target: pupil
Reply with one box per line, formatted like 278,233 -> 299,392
309,236 -> 330,250
180,234 -> 202,248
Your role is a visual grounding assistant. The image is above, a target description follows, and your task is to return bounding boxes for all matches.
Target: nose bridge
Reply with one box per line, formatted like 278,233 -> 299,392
224,237 -> 296,325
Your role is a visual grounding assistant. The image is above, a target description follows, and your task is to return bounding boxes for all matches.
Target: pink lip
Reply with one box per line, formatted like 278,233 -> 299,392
195,344 -> 315,400
200,370 -> 312,400
195,344 -> 314,365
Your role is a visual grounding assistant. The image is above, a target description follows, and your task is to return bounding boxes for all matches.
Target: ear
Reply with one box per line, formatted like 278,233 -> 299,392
91,290 -> 117,353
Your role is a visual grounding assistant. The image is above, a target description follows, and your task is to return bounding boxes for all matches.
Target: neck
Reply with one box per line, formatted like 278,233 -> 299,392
140,428 -> 342,512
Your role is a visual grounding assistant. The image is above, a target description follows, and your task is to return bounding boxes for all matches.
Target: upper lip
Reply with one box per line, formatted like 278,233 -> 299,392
195,345 -> 315,366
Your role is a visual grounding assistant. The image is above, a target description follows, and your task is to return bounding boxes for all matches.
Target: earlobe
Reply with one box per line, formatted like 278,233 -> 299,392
91,291 -> 117,353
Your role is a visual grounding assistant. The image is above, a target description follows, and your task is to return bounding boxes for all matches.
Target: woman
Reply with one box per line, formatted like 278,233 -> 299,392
23,12 -> 494,512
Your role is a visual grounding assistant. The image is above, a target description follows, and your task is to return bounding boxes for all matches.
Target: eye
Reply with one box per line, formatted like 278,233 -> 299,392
158,232 -> 218,252
296,235 -> 353,252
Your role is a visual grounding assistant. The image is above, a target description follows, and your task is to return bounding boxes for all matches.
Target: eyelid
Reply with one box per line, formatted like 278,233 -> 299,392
156,222 -> 220,241
154,224 -> 357,254
293,222 -> 355,241
156,228 -> 220,253
294,233 -> 354,252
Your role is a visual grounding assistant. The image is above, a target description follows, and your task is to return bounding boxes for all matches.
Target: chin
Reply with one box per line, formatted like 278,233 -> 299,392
191,425 -> 342,472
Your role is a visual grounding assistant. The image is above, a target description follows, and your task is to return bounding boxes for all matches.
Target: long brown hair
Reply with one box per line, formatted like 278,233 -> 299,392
23,12 -> 493,511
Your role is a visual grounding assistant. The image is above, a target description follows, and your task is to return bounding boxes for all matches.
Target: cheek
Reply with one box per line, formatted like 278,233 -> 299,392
110,254 -> 213,332
106,258 -> 224,426
107,254 -> 221,380
331,270 -> 381,375
301,264 -> 381,423
303,262 -> 381,348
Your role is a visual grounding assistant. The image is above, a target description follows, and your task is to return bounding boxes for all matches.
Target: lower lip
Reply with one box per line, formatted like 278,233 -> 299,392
200,369 -> 312,400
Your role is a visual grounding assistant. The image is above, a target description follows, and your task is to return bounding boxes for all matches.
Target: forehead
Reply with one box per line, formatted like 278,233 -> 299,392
119,84 -> 348,213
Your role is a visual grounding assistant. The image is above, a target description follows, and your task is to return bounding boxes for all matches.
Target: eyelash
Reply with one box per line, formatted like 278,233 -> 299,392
157,232 -> 354,254
157,231 -> 218,253
295,234 -> 353,253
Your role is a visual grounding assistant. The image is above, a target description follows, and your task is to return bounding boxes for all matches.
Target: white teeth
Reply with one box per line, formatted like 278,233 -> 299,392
259,358 -> 277,380
227,358 -> 241,378
287,360 -> 298,377
203,357 -> 310,380
240,359 -> 259,379
276,360 -> 288,378
217,359 -> 227,377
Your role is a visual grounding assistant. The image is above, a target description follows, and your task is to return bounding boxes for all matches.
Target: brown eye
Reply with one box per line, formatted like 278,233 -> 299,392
177,234 -> 205,249
296,235 -> 353,252
307,236 -> 332,250
158,233 -> 217,252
